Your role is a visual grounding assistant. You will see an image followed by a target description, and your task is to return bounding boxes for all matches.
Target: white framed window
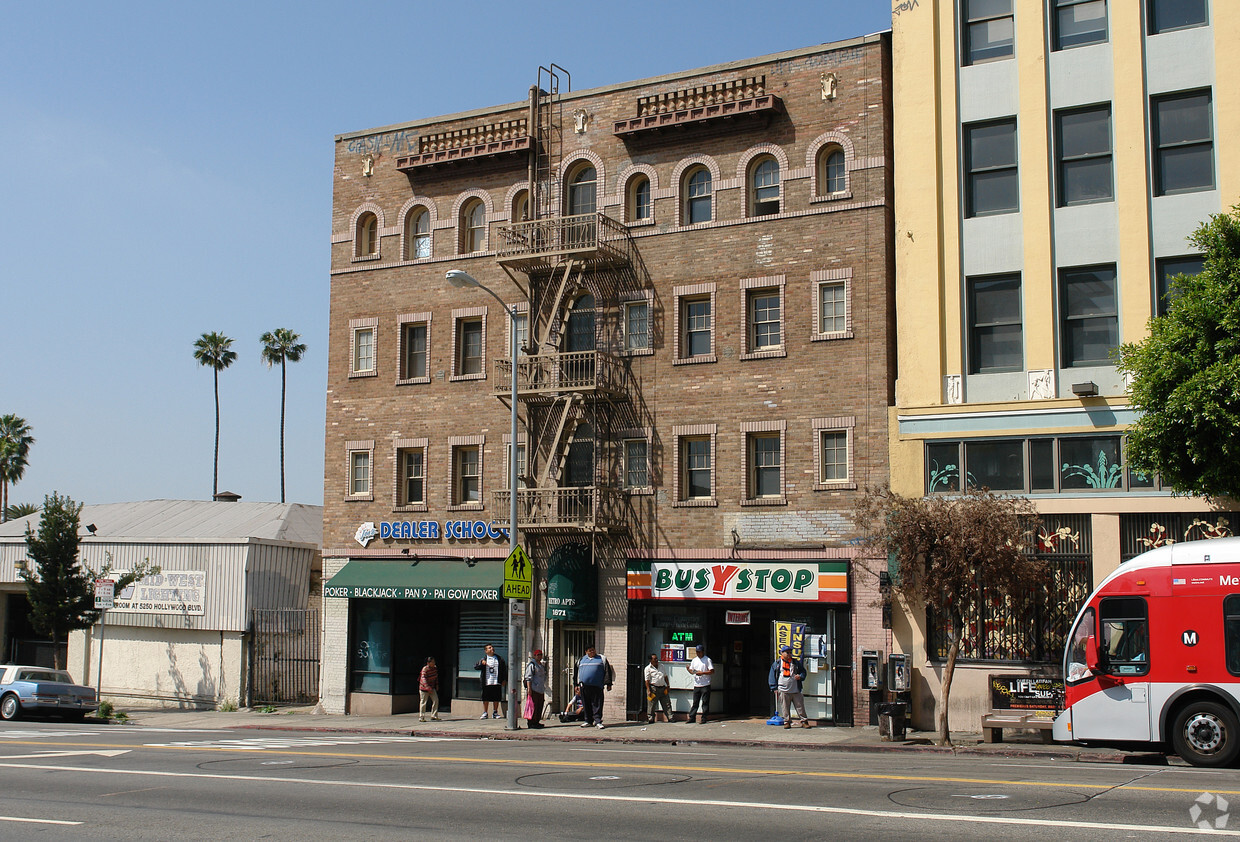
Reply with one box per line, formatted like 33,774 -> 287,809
628,175 -> 652,223
811,270 -> 853,341
672,424 -> 717,507
501,433 -> 527,490
749,157 -> 780,216
566,163 -> 598,216
394,438 -> 428,510
506,302 -> 530,357
621,291 -> 653,355
673,283 -> 716,364
741,276 -> 786,359
449,435 -> 484,510
619,428 -> 653,494
462,199 -> 487,253
397,312 -> 431,385
812,417 -> 856,490
450,307 -> 487,381
742,420 -> 787,505
349,317 -> 378,377
405,208 -> 431,260
346,440 -> 375,499
684,167 -> 713,224
355,212 -> 379,258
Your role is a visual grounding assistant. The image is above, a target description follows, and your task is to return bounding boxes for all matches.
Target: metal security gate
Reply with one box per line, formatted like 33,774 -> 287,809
249,609 -> 320,706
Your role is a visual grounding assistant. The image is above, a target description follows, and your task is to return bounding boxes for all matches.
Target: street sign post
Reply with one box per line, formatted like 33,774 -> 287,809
93,579 -> 115,698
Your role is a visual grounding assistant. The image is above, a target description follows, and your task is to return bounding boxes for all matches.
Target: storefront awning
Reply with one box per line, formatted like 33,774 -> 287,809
324,560 -> 501,601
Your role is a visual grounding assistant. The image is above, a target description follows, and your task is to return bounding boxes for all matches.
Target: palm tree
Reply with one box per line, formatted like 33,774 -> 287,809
3,502 -> 39,521
0,415 -> 34,523
193,332 -> 237,499
259,328 -> 307,503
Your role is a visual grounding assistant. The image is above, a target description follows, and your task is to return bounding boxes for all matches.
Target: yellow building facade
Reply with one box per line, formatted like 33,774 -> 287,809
891,0 -> 1239,729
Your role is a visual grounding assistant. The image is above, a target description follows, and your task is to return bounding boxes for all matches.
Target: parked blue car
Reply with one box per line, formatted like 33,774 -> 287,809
0,665 -> 98,721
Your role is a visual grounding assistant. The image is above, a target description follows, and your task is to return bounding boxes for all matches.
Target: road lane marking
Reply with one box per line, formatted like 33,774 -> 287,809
569,748 -> 720,756
0,739 -> 1236,796
0,763 -> 1227,837
0,814 -> 82,826
1,750 -> 129,760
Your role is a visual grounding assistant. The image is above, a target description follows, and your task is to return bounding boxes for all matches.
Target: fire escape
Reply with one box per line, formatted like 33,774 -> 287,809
491,64 -> 641,535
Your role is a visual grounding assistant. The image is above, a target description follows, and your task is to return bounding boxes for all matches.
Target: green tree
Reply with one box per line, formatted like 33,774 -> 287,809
4,502 -> 39,521
0,414 -> 35,523
259,328 -> 307,503
17,493 -> 157,670
1117,205 -> 1240,500
193,332 -> 237,499
853,486 -> 1043,746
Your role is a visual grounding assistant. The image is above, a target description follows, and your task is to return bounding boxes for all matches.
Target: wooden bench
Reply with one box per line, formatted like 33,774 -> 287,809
981,711 -> 1056,744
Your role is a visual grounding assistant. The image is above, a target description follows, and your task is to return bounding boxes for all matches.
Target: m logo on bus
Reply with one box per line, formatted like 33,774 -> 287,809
1183,630 -> 1199,647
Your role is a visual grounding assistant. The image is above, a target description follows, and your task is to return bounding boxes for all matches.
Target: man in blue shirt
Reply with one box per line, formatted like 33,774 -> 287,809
574,644 -> 614,729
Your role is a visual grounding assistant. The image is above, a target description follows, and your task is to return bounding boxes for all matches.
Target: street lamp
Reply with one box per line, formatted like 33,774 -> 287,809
446,269 -> 523,731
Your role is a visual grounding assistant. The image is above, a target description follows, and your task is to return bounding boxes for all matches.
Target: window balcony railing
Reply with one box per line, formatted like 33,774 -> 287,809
493,486 -> 627,532
493,350 -> 628,399
495,213 -> 629,267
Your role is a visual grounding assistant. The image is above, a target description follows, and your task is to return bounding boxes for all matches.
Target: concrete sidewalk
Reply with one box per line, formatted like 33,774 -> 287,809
111,706 -> 1172,765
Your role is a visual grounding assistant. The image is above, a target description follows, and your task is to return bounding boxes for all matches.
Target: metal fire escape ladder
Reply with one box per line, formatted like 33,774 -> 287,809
532,64 -> 567,223
535,393 -> 583,486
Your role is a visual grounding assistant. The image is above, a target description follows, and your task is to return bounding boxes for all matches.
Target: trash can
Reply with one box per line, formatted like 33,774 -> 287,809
878,702 -> 907,741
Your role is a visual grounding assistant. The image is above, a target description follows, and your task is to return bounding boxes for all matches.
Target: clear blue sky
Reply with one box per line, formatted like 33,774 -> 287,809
0,0 -> 892,509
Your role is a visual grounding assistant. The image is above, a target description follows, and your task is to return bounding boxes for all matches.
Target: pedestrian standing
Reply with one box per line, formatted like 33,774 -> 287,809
524,649 -> 547,729
643,653 -> 672,724
574,644 -> 614,729
686,644 -> 714,724
474,643 -> 507,720
768,644 -> 811,729
418,656 -> 440,722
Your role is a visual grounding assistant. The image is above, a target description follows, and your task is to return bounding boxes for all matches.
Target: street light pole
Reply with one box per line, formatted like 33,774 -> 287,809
447,270 -> 523,731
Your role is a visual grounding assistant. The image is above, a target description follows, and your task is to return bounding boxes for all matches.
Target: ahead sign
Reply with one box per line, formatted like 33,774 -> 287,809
503,545 -> 532,600
94,579 -> 115,610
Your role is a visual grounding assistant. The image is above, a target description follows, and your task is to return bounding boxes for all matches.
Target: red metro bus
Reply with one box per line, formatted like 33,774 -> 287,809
1054,537 -> 1240,766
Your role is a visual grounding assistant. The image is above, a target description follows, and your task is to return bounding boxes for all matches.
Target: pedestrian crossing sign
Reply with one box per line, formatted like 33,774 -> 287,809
503,545 -> 533,600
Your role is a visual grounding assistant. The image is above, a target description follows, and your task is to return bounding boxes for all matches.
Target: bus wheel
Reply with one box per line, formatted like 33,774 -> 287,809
1172,701 -> 1240,767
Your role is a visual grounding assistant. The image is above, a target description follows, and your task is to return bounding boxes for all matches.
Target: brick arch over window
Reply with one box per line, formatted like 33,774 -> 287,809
672,155 -> 721,226
350,202 -> 386,260
806,132 -> 856,198
452,190 -> 495,255
502,183 -> 530,222
399,197 -> 437,261
559,150 -> 607,197
736,144 -> 790,217
618,164 -> 659,224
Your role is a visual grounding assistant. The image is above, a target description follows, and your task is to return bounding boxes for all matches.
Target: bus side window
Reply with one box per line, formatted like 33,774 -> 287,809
1099,596 -> 1149,677
1224,595 -> 1240,676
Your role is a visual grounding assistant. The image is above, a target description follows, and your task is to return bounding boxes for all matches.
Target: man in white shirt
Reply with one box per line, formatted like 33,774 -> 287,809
643,653 -> 672,723
686,644 -> 714,724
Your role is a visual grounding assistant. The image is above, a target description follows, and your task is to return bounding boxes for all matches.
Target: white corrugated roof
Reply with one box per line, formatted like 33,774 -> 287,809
0,500 -> 322,546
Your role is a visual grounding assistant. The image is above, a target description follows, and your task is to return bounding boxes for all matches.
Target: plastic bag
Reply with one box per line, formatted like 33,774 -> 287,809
522,694 -> 535,720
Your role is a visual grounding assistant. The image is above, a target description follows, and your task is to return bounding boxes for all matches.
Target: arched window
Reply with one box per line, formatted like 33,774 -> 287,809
357,212 -> 378,256
406,208 -> 430,260
685,167 -> 712,224
628,175 -> 651,222
750,157 -> 780,216
513,190 -> 530,223
462,200 -> 487,253
567,165 -> 597,216
818,147 -> 847,195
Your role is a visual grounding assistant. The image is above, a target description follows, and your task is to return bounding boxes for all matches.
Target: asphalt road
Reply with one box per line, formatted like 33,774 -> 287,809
0,722 -> 1234,840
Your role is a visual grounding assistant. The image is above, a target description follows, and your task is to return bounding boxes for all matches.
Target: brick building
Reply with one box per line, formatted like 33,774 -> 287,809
322,34 -> 895,724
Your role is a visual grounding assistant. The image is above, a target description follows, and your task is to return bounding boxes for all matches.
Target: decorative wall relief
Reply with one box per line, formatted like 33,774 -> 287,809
944,374 -> 962,405
1028,369 -> 1055,400
573,108 -> 590,134
820,72 -> 838,101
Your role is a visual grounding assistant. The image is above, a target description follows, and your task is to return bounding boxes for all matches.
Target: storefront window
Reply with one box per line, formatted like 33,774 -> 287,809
351,602 -> 392,693
456,604 -> 507,700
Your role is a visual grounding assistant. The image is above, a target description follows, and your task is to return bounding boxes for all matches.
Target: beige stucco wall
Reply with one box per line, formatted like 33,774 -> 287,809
70,624 -> 245,710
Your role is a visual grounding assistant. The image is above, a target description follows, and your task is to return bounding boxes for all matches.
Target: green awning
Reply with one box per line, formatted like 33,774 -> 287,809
324,560 -> 501,600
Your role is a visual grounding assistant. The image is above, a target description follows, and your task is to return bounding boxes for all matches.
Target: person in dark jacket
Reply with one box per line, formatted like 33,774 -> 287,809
474,643 -> 507,720
768,644 -> 812,729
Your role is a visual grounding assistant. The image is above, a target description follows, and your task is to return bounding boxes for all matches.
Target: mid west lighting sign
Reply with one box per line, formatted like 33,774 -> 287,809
111,571 -> 206,615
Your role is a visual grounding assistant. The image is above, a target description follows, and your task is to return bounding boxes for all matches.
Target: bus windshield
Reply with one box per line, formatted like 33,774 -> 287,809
1066,606 -> 1095,683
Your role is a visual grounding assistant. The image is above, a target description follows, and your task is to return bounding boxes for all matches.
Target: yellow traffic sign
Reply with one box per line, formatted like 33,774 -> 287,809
503,545 -> 532,600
